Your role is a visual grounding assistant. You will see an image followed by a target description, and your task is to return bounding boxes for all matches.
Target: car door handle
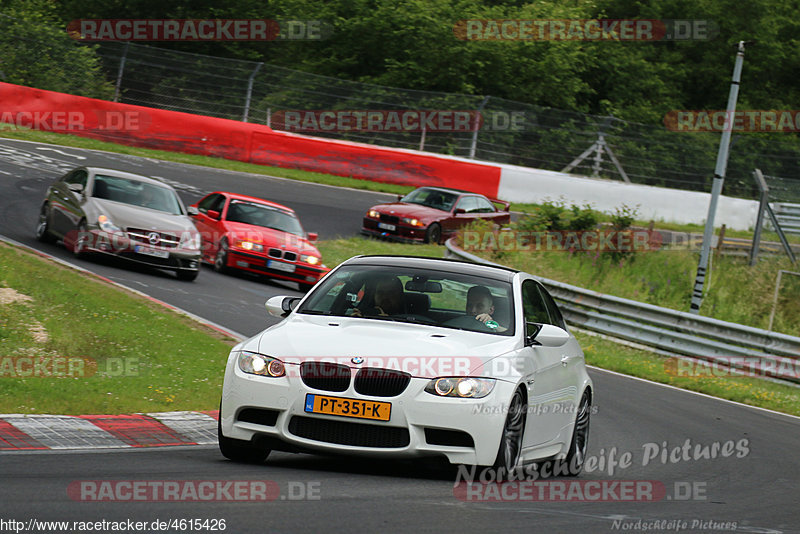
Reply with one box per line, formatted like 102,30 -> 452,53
561,355 -> 570,366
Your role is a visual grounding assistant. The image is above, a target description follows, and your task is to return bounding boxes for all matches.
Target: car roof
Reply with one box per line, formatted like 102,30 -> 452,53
342,255 -> 518,282
215,191 -> 295,213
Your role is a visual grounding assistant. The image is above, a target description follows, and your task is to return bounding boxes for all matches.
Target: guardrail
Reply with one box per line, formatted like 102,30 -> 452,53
771,203 -> 800,235
444,238 -> 800,384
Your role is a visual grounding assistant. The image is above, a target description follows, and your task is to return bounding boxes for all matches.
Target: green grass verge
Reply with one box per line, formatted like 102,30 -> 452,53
0,242 -> 236,414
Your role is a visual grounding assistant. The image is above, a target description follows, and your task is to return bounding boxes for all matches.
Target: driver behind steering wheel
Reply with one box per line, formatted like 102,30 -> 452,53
466,285 -> 507,332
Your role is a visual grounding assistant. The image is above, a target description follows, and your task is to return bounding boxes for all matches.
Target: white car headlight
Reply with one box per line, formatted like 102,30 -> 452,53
401,217 -> 425,227
424,377 -> 495,398
238,352 -> 285,378
97,215 -> 122,234
367,209 -> 380,218
300,254 -> 320,265
233,239 -> 264,252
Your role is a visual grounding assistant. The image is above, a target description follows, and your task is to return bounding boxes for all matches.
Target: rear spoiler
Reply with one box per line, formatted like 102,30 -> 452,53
490,198 -> 510,211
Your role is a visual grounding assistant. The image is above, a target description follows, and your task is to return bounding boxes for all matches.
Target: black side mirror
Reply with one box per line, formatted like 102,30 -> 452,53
524,322 -> 543,346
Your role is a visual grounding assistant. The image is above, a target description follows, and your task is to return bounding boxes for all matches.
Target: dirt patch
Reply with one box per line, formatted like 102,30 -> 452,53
0,287 -> 33,306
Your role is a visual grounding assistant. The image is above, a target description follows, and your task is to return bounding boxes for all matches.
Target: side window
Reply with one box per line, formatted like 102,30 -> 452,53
522,280 -> 551,326
540,285 -> 567,330
456,196 -> 479,213
210,195 -> 226,213
474,196 -> 495,213
198,194 -> 224,213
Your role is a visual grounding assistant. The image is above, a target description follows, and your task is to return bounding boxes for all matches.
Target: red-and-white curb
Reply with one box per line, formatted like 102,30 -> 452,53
0,411 -> 218,451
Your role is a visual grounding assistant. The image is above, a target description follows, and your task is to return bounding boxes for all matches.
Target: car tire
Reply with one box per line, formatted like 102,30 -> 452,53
424,223 -> 442,244
492,387 -> 526,475
35,204 -> 55,243
73,220 -> 90,258
214,239 -> 230,273
176,269 -> 199,282
218,405 -> 270,464
562,390 -> 591,476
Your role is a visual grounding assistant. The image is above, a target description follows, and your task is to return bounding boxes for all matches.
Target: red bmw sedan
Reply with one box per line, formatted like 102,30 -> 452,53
361,187 -> 511,244
190,192 -> 329,291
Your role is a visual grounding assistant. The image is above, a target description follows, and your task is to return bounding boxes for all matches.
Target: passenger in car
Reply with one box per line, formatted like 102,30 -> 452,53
466,285 -> 508,332
351,276 -> 406,317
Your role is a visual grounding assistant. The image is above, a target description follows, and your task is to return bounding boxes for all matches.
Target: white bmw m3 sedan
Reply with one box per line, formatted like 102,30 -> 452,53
219,255 -> 593,474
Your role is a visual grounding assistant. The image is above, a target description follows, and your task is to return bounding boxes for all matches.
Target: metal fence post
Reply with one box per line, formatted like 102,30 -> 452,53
750,169 -> 769,265
469,96 -> 490,159
242,62 -> 263,123
690,41 -> 748,314
112,42 -> 130,103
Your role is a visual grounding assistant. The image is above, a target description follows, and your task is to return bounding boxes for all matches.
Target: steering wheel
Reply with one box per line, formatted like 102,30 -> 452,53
442,315 -> 496,332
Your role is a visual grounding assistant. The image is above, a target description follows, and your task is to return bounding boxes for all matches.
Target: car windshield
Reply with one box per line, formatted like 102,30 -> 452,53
298,264 -> 514,336
92,175 -> 183,215
401,189 -> 458,212
225,200 -> 305,236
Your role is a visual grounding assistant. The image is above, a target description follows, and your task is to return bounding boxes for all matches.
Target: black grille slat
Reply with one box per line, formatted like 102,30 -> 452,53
300,361 -> 351,392
288,416 -> 409,448
267,248 -> 297,262
354,367 -> 411,397
424,428 -> 474,448
379,214 -> 399,224
237,408 -> 280,427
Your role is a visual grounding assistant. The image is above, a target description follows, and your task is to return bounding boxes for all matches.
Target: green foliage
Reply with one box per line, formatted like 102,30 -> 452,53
0,0 -> 114,98
568,204 -> 599,231
610,204 -> 638,231
516,201 -> 599,232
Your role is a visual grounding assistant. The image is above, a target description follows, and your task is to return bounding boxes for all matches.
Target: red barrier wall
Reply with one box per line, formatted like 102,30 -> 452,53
0,83 -> 501,198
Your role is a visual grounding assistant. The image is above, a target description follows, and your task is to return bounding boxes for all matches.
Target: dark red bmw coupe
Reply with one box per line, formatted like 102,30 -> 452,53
190,192 -> 329,291
361,187 -> 511,244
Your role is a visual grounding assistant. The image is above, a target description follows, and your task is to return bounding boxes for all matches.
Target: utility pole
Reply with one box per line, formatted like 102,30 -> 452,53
690,41 -> 748,314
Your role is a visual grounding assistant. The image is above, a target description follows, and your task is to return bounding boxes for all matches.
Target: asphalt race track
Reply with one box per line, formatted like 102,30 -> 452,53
1,138 -> 799,533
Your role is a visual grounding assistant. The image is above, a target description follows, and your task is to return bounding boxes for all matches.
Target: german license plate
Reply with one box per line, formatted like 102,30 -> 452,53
267,260 -> 296,273
377,222 -> 396,231
134,245 -> 169,258
304,394 -> 391,422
